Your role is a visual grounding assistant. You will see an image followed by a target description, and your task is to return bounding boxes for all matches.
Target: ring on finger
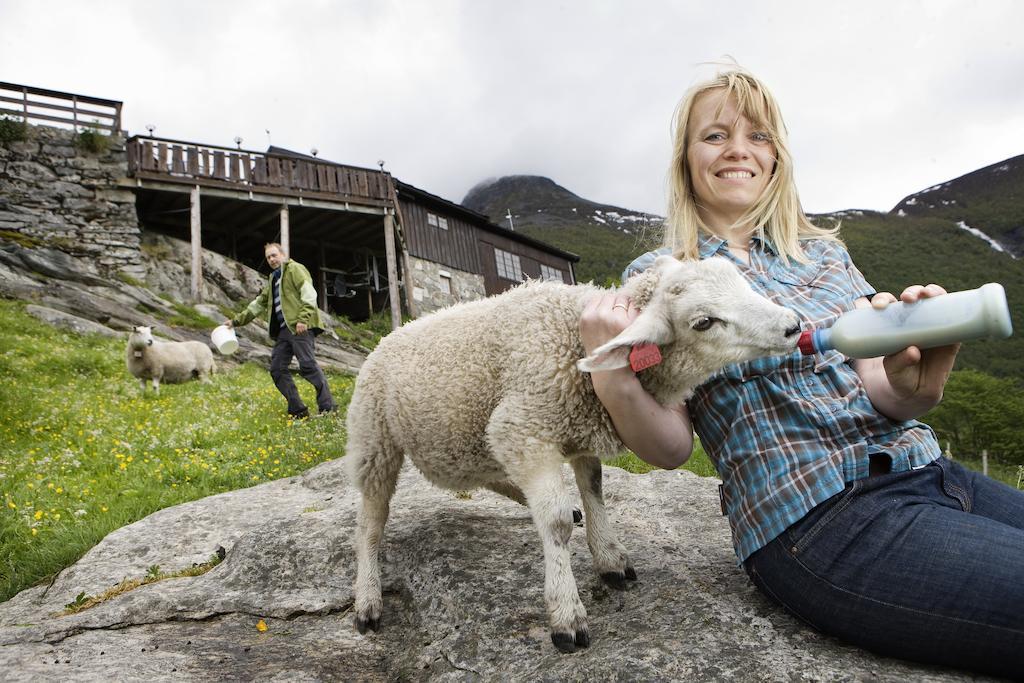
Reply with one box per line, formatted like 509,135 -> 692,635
612,303 -> 628,311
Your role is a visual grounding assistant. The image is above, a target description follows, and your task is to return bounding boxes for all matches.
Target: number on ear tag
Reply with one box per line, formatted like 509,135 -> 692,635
629,344 -> 662,372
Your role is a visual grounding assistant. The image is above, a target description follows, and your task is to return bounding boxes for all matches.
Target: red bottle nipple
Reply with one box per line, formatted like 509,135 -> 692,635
797,330 -> 816,355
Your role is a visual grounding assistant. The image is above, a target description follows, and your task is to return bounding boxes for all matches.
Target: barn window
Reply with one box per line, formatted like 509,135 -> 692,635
427,212 -> 448,230
439,271 -> 452,295
495,248 -> 522,281
540,264 -> 564,282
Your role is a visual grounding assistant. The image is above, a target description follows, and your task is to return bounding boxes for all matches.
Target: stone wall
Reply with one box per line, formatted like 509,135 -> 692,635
407,255 -> 486,314
0,125 -> 144,276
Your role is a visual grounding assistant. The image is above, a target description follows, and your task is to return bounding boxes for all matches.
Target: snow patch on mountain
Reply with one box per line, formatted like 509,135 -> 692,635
957,221 -> 1016,259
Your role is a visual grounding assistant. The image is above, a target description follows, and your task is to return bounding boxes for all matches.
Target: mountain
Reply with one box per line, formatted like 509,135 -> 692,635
463,160 -> 1024,380
891,154 -> 1024,257
462,176 -> 662,285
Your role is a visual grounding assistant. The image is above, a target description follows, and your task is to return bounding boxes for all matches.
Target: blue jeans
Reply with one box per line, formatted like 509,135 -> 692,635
744,457 -> 1024,678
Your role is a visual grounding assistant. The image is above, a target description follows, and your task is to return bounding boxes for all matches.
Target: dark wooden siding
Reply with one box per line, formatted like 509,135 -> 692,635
401,199 -> 481,273
400,195 -> 574,296
477,232 -> 574,295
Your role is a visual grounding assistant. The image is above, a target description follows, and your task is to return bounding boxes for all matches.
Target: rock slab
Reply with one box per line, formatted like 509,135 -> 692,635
0,461 -> 985,682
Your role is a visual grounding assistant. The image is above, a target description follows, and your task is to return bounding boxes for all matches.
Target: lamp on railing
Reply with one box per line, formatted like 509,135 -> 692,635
310,147 -> 318,157
377,159 -> 386,172
145,124 -> 155,137
234,136 -> 243,149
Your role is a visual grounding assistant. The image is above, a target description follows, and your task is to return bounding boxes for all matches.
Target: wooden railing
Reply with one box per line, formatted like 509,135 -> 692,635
126,136 -> 392,204
0,82 -> 122,133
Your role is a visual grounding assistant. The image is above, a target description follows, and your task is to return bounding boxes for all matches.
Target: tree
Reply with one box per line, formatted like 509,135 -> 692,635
922,370 -> 1024,462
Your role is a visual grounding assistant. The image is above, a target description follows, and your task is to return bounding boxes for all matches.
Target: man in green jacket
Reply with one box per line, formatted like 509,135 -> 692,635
225,243 -> 336,419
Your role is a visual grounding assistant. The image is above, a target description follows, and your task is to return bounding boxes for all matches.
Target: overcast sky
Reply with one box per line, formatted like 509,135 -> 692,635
3,0 -> 1022,217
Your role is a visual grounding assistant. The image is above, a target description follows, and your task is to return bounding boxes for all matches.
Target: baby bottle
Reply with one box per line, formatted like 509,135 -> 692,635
798,283 -> 1013,359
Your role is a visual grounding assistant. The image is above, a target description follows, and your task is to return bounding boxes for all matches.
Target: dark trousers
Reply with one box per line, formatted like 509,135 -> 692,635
269,327 -> 335,415
744,457 -> 1024,678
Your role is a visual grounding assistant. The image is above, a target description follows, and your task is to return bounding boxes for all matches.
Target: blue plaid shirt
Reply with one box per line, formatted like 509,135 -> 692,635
625,234 -> 941,563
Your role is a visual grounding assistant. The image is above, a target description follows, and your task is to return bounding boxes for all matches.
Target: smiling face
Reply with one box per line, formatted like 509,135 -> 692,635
686,89 -> 777,235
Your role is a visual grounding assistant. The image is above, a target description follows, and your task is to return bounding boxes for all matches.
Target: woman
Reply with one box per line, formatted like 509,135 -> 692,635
580,67 -> 1024,676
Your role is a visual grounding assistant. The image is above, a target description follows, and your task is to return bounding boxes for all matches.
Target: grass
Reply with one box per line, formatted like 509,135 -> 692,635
0,116 -> 29,145
0,298 -> 353,603
953,456 -> 1024,489
62,552 -> 224,616
606,440 -> 717,478
0,230 -> 43,249
167,300 -> 221,330
72,125 -> 111,155
330,310 -> 398,350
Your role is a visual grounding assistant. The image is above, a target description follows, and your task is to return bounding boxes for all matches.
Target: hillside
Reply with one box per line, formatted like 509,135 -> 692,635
462,176 -> 662,285
463,164 -> 1024,380
819,210 -> 1024,378
891,154 -> 1024,257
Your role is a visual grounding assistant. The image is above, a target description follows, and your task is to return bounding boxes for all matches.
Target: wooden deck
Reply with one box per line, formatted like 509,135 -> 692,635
126,136 -> 393,208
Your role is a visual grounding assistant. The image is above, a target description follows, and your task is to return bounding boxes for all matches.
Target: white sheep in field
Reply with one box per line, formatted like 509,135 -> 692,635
347,255 -> 802,652
125,325 -> 215,394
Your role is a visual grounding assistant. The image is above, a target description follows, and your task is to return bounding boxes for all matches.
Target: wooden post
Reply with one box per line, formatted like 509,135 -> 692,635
385,176 -> 419,318
367,254 -> 375,313
982,450 -> 988,476
400,245 -> 419,315
190,185 -> 202,302
280,204 -> 290,255
383,211 -> 402,330
318,242 -> 327,312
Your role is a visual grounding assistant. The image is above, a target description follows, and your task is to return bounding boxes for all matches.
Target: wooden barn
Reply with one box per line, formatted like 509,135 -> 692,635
125,139 -> 578,326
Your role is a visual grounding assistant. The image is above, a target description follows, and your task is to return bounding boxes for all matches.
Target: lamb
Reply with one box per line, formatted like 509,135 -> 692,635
125,325 -> 216,394
346,255 -> 802,652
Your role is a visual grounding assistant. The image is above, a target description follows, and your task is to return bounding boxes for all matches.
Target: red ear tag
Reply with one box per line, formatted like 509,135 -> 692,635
629,343 -> 662,372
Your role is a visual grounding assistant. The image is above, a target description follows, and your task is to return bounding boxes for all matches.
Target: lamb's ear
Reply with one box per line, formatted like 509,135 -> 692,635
577,306 -> 673,372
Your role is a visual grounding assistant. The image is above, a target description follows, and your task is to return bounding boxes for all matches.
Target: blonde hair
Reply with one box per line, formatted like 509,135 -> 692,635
264,242 -> 285,254
664,67 -> 838,263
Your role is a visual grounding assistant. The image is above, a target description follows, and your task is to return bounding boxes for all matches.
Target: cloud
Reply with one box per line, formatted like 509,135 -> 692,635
2,0 -> 1022,216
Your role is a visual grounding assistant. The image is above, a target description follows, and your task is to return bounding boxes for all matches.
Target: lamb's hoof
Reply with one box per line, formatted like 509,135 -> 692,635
551,631 -> 575,653
625,565 -> 638,581
355,615 -> 380,634
572,508 -> 583,525
600,571 -> 630,590
574,628 -> 590,648
552,630 -> 589,653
